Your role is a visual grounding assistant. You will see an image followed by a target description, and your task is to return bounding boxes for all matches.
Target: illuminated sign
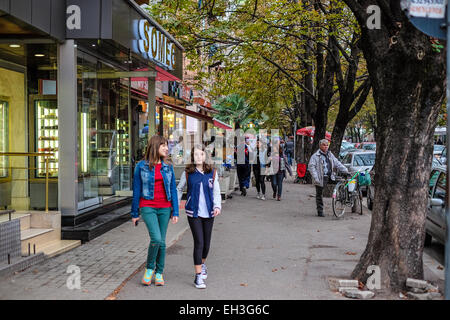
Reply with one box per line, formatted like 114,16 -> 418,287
138,19 -> 176,70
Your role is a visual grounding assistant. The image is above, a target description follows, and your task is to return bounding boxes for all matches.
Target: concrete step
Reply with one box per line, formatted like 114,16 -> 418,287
39,239 -> 81,258
0,213 -> 31,231
20,228 -> 59,255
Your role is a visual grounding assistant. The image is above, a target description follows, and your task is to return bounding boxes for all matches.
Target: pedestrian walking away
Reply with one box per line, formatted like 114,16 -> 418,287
270,144 -> 292,201
252,138 -> 269,200
308,139 -> 349,217
177,144 -> 222,289
131,135 -> 179,286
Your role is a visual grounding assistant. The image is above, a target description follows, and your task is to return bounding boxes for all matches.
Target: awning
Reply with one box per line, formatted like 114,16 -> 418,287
156,99 -> 233,130
156,66 -> 181,82
212,118 -> 233,130
156,98 -> 212,123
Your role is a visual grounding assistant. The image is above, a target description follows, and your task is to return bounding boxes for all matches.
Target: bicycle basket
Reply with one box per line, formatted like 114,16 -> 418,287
358,172 -> 371,186
348,179 -> 356,192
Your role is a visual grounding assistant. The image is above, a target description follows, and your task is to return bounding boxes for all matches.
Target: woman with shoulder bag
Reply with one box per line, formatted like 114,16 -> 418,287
131,135 -> 179,287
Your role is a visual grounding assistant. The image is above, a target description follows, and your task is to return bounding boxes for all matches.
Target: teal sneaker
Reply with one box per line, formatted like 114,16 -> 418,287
142,268 -> 154,286
155,273 -> 165,286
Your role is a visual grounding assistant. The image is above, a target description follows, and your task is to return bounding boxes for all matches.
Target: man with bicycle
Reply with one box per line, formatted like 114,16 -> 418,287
308,139 -> 349,217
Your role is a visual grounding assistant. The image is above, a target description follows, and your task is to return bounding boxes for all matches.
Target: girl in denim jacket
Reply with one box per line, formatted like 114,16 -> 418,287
131,135 -> 179,286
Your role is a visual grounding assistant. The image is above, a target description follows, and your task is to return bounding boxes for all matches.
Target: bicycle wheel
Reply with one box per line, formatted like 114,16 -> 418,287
332,182 -> 347,218
351,187 -> 363,215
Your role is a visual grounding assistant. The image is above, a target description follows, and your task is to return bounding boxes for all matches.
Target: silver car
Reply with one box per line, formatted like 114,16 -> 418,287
426,166 -> 447,246
341,150 -> 376,175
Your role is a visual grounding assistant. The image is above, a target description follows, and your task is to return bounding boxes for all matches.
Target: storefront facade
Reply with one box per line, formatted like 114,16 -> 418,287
0,1 -> 184,224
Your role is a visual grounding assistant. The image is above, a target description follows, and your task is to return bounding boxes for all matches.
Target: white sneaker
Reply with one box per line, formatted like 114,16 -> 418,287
261,195 -> 266,201
201,263 -> 208,279
256,193 -> 261,199
194,274 -> 206,289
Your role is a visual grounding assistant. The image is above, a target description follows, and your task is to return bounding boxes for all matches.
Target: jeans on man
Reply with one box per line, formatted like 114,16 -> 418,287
315,176 -> 329,216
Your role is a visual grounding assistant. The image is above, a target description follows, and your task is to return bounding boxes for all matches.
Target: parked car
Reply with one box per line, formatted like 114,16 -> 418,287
339,147 -> 358,161
341,141 -> 355,150
341,150 -> 376,175
426,165 -> 447,246
341,150 -> 376,197
433,144 -> 445,156
367,158 -> 442,212
362,143 -> 376,151
436,146 -> 447,164
353,142 -> 376,150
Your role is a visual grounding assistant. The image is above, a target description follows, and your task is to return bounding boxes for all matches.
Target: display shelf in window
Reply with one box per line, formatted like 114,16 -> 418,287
0,100 -> 9,178
35,99 -> 59,178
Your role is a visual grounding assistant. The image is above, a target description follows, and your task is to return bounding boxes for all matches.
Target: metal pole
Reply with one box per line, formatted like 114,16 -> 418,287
45,156 -> 49,213
445,2 -> 450,300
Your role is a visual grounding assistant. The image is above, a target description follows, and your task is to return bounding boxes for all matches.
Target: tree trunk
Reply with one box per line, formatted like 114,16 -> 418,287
344,0 -> 446,291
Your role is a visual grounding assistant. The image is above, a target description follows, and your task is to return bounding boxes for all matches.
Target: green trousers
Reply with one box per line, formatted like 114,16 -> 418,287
140,206 -> 171,273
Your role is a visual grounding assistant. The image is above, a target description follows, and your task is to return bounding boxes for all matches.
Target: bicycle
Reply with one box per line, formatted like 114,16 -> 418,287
332,170 -> 365,218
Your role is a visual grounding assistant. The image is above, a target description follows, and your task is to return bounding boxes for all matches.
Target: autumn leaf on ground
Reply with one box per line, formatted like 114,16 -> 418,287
358,281 -> 364,289
345,251 -> 357,255
272,268 -> 278,272
104,241 -> 110,245
240,283 -> 248,287
437,265 -> 444,270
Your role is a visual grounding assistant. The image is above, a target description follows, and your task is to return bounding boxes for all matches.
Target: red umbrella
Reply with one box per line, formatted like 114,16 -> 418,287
296,126 -> 331,141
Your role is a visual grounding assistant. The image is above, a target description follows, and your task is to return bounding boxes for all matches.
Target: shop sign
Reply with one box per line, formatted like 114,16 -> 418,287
138,19 -> 176,70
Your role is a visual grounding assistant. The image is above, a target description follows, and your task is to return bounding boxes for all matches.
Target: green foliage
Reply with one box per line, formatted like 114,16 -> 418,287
213,94 -> 255,128
144,1 -> 365,133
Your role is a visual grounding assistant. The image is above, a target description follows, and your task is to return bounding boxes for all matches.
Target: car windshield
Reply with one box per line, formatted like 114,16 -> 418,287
341,141 -> 354,150
353,153 -> 375,166
434,145 -> 445,153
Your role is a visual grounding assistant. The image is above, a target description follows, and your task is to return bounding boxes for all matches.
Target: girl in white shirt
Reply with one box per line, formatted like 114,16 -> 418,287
177,145 -> 221,289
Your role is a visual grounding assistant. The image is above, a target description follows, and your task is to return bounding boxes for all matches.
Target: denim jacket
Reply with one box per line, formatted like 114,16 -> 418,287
131,160 -> 179,218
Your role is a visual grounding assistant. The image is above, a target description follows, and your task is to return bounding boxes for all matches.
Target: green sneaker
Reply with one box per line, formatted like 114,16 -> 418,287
142,268 -> 154,286
155,273 -> 165,286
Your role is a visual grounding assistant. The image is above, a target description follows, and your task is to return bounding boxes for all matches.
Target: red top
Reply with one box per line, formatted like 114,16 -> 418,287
139,163 -> 172,208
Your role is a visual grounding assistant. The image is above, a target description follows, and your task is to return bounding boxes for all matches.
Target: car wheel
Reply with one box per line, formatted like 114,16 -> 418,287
424,232 -> 432,246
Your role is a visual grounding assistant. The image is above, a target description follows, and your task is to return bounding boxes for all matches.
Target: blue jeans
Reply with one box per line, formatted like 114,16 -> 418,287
140,206 -> 171,273
271,172 -> 284,197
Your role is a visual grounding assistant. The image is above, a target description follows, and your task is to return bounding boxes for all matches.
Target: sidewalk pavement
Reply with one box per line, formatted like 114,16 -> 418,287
0,176 -> 445,300
0,207 -> 189,300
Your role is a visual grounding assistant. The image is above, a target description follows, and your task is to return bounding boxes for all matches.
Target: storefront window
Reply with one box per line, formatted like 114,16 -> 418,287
35,99 -> 58,177
77,52 -> 131,208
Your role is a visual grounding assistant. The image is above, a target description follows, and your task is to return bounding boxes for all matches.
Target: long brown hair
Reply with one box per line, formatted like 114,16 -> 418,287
144,135 -> 171,169
185,144 -> 213,174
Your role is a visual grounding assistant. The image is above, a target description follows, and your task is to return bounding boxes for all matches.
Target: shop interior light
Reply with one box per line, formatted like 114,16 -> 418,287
9,44 -> 21,48
35,53 -> 45,57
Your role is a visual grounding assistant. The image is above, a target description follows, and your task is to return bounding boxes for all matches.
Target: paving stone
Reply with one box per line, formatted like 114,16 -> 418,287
342,289 -> 374,299
406,278 -> 428,289
407,292 -> 431,300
